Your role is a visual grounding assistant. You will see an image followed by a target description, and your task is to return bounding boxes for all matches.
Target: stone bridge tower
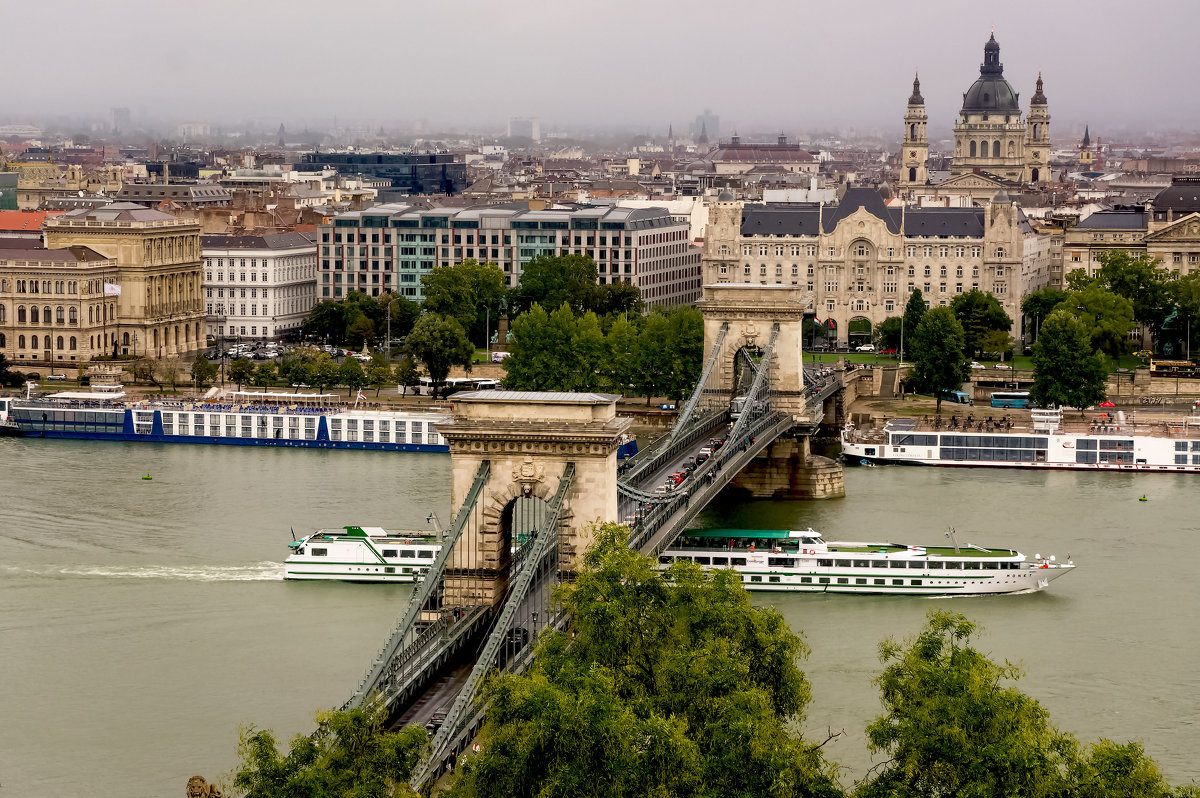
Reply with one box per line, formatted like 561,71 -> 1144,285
436,391 -> 631,605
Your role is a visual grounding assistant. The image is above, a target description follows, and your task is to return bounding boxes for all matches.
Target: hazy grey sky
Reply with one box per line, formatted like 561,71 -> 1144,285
10,0 -> 1199,136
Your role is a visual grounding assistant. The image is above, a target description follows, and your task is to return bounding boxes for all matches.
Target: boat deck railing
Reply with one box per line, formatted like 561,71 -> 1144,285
21,397 -> 446,418
858,412 -> 1200,441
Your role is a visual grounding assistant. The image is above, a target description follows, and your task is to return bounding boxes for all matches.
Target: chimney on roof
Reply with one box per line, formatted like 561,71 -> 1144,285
778,132 -> 787,146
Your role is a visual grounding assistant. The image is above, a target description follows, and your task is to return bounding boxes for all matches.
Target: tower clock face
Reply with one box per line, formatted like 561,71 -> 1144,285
910,151 -> 917,158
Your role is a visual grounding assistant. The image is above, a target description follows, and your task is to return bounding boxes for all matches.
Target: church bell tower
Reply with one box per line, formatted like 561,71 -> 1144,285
1024,72 -> 1051,184
901,72 -> 929,188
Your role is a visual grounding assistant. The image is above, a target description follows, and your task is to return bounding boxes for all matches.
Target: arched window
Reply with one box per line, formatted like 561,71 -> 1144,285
57,336 -> 64,350
0,305 -> 5,323
29,307 -> 37,324
981,141 -> 989,157
69,307 -> 77,323
122,332 -> 130,346
970,140 -> 977,157
1031,168 -> 1040,183
1007,140 -> 1015,157
91,335 -> 95,350
43,306 -> 51,324
56,306 -> 65,324
70,336 -> 77,350
909,123 -> 917,139
909,167 -> 916,182
89,306 -> 94,324
1033,123 -> 1041,139
0,333 -> 4,347
18,335 -> 25,348
0,279 -> 6,291
18,306 -> 27,323
31,335 -> 39,349
993,140 -> 1001,157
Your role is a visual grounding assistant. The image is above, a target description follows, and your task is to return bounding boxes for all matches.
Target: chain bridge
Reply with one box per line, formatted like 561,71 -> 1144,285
342,284 -> 846,789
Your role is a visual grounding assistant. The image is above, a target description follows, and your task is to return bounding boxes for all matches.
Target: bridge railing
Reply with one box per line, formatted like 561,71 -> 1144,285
344,460 -> 492,711
412,462 -> 576,789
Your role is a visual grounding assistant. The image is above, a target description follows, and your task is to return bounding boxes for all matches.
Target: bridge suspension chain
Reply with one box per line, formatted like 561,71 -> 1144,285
344,460 -> 492,711
413,463 -> 576,789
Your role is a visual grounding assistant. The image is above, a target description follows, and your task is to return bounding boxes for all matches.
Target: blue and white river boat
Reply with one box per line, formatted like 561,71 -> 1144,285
1,386 -> 449,451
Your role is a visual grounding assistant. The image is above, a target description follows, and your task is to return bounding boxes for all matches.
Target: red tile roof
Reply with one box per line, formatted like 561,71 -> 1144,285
0,210 -> 64,231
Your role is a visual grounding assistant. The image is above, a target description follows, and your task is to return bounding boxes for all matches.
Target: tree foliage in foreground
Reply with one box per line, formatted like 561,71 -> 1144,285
445,523 -> 842,798
404,312 -> 474,397
233,698 -> 426,798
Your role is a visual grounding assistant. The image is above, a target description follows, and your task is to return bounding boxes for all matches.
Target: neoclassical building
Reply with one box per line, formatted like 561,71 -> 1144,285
702,188 -> 1024,342
901,33 -> 1051,198
43,203 -> 205,358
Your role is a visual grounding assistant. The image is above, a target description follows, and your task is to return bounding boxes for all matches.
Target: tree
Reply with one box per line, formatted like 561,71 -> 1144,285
309,355 -> 339,393
1030,310 -> 1108,410
1096,249 -> 1173,336
633,311 -> 675,404
191,354 -> 217,390
444,524 -> 842,798
393,356 -> 421,397
301,300 -> 346,345
502,303 -> 581,391
345,313 -> 375,350
875,316 -> 903,351
0,354 -> 28,387
233,698 -> 426,798
508,254 -> 600,316
229,356 -> 255,390
420,259 -> 506,344
251,362 -> 277,388
366,359 -> 392,397
603,315 -> 641,396
592,279 -> 643,317
663,305 -> 704,400
381,292 -> 420,343
1055,284 -> 1135,358
1022,287 -> 1069,342
950,289 -> 1012,357
861,610 -> 1076,798
338,356 -> 366,398
405,313 -> 473,398
902,289 -> 927,354
908,307 -> 969,412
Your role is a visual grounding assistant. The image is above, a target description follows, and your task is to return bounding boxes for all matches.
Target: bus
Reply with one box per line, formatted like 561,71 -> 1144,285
990,391 -> 1030,409
937,390 -> 973,405
1149,359 -> 1200,378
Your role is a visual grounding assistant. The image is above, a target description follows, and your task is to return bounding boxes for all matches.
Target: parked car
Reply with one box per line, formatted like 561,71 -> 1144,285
855,343 -> 876,352
970,361 -> 985,370
880,347 -> 897,355
993,362 -> 1012,370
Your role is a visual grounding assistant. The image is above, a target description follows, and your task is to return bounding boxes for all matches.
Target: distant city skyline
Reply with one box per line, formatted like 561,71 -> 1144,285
5,0 -> 1200,135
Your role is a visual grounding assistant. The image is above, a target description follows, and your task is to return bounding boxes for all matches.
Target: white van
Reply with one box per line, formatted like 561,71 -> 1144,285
491,351 -> 511,363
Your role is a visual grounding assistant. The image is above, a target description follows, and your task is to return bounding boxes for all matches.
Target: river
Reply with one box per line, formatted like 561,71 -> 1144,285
0,438 -> 1196,795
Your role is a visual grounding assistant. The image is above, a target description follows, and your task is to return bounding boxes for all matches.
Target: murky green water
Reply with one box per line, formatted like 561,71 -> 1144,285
0,439 -> 1195,795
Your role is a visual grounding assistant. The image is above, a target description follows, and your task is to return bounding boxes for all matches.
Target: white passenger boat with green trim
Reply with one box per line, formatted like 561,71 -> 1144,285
658,528 -> 1075,595
284,526 -> 441,582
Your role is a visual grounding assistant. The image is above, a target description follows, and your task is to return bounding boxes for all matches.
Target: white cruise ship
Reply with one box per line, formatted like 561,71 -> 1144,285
841,408 -> 1200,472
659,528 -> 1074,595
284,526 -> 442,582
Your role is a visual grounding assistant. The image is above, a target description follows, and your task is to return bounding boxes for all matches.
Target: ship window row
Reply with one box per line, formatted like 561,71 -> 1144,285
891,433 -> 938,446
15,409 -> 122,426
155,412 -> 439,445
939,435 -> 1047,449
664,554 -> 1015,570
748,576 -> 926,586
1075,451 -> 1134,464
941,447 -> 1045,462
1172,441 -> 1200,451
1074,438 -> 1134,451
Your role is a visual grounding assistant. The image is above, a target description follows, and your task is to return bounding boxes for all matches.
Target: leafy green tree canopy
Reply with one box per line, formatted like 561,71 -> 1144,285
908,307 -> 969,411
1096,249 -> 1172,333
902,289 -> 927,353
190,354 -> 217,389
393,355 -> 421,397
1031,310 -> 1109,410
405,313 -> 473,397
229,356 -> 255,389
233,698 -> 426,798
1055,284 -> 1135,357
875,316 -> 903,351
420,259 -> 506,344
508,254 -> 601,316
445,523 -> 842,798
338,356 -> 366,397
949,289 -> 1012,357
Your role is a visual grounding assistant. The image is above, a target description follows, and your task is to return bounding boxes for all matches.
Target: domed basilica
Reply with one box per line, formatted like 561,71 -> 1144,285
901,33 -> 1050,197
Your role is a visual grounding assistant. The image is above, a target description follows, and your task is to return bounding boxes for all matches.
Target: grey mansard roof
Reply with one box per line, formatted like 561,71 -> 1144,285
740,197 -> 988,239
1075,210 -> 1148,230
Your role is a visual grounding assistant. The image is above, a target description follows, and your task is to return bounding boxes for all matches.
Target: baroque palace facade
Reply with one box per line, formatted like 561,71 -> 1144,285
702,188 -> 1023,342
43,203 -> 206,359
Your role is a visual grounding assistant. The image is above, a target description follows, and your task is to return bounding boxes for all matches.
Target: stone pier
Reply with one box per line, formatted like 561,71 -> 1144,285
729,436 -> 845,500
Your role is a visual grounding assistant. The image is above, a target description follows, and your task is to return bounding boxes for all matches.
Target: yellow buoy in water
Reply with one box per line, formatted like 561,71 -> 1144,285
142,474 -> 153,481
1138,495 -> 1148,502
